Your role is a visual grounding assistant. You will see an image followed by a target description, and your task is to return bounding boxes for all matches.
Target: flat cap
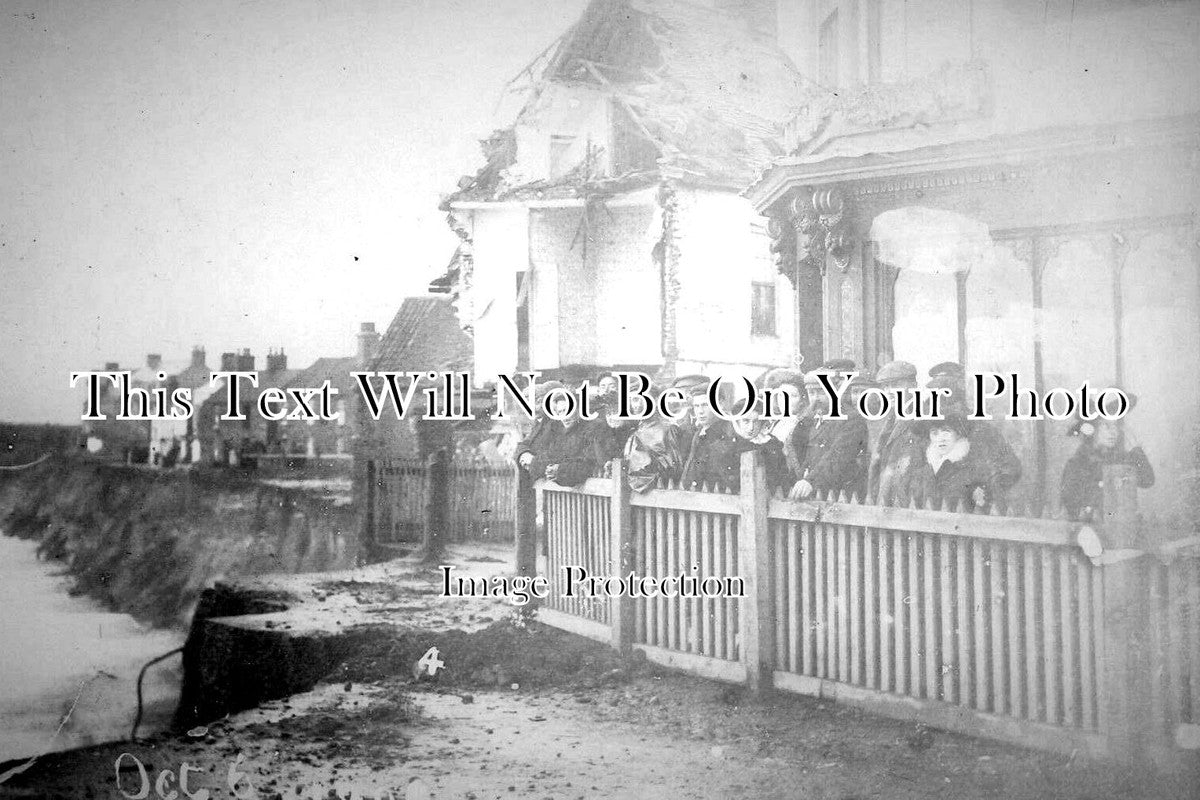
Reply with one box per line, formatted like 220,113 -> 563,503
762,368 -> 806,391
671,373 -> 710,396
820,358 -> 858,373
803,370 -> 830,387
928,361 -> 965,380
875,360 -> 917,383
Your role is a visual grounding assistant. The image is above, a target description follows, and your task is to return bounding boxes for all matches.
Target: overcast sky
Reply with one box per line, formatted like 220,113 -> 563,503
0,0 -> 587,424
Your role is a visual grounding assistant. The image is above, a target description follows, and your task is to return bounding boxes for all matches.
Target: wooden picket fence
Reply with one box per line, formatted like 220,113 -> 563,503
527,453 -> 1200,768
370,456 -> 516,544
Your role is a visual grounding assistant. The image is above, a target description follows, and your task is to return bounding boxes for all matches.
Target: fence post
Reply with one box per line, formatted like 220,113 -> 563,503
610,458 -> 634,654
514,466 -> 537,579
738,449 -> 774,695
1098,463 -> 1153,762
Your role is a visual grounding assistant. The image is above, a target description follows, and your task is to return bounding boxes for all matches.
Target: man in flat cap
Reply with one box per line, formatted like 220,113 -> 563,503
788,369 -> 869,500
869,360 -> 920,501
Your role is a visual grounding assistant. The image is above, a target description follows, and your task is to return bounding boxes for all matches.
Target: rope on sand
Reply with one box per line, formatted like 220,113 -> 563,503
0,454 -> 51,471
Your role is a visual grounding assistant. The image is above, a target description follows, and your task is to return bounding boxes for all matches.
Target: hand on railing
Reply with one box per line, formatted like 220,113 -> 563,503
787,479 -> 814,500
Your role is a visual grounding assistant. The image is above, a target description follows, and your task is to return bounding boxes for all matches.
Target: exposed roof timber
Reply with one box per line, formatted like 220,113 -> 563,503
744,114 -> 1200,212
449,185 -> 659,210
578,59 -> 663,149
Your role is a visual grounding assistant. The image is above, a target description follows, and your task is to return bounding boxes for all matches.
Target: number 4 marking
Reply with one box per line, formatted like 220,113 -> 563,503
416,646 -> 445,677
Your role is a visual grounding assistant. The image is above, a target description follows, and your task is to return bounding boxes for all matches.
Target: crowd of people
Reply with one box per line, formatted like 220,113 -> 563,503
515,360 -> 1155,521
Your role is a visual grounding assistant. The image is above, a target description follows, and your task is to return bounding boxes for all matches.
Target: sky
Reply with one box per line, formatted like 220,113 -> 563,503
0,0 -> 588,424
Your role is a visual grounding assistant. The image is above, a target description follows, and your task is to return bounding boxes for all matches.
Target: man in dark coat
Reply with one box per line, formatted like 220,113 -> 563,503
788,369 -> 869,500
516,390 -> 604,487
869,360 -> 921,502
680,386 -> 741,491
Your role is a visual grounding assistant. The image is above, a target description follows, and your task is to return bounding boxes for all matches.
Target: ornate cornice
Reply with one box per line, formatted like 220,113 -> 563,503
849,166 -> 1031,198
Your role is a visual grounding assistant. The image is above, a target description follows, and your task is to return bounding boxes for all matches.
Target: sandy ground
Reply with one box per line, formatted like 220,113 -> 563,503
2,545 -> 1195,800
4,670 -> 1195,800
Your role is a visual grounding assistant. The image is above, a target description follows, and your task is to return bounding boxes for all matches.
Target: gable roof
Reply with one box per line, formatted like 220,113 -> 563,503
286,356 -> 357,392
448,0 -> 807,204
373,296 -> 473,373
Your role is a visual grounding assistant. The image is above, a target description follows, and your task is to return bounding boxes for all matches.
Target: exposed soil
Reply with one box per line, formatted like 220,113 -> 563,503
0,458 -> 359,627
4,613 -> 1196,800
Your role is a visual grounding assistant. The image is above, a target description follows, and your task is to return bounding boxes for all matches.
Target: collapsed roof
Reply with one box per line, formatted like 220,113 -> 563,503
446,0 -> 808,204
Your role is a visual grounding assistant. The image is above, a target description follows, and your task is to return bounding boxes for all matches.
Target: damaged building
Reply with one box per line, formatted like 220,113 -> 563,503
436,0 -> 807,385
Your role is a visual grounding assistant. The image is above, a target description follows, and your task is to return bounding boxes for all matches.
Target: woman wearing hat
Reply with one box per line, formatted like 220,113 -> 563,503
1060,397 -> 1154,522
896,408 -> 1006,512
731,368 -> 807,492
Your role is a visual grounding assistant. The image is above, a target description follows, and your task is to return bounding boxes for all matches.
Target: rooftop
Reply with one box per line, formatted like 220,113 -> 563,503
447,0 -> 808,205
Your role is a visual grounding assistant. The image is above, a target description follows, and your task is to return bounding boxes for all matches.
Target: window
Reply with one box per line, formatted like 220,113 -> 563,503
751,282 -> 777,337
549,135 -> 576,180
819,9 -> 840,87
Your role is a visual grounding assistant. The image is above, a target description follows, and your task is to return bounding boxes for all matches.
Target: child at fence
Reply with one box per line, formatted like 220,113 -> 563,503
1060,395 -> 1154,523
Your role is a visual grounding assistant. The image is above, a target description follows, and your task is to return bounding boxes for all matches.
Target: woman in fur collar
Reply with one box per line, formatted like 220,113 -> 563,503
897,412 -> 1002,511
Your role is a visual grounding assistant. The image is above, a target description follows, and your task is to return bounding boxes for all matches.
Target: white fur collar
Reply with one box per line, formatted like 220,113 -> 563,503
926,438 -> 970,472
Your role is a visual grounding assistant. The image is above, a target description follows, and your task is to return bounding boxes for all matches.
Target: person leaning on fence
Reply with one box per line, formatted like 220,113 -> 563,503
926,361 -> 1023,502
679,382 -> 741,491
595,371 -> 638,465
622,381 -> 687,492
787,369 -> 869,500
869,360 -> 922,503
732,367 -> 806,493
515,387 -> 603,487
1060,393 -> 1154,523
896,408 -> 1006,511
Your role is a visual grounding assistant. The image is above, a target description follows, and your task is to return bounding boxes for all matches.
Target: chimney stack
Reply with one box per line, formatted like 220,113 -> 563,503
146,353 -> 162,371
357,322 -> 380,367
104,361 -> 120,371
236,349 -> 255,372
191,346 -> 206,368
220,352 -> 237,371
266,348 -> 288,372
